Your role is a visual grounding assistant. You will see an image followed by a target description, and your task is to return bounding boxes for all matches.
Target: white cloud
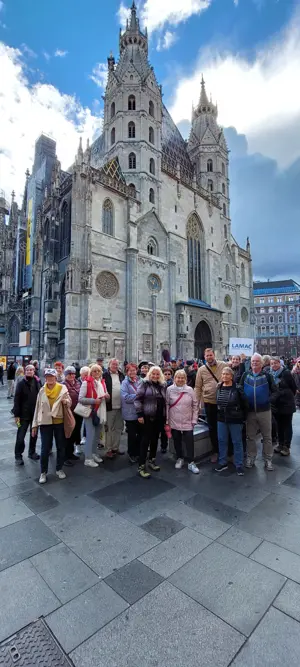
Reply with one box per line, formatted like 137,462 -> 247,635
157,30 -> 177,51
169,16 -> 300,168
233,0 -> 239,6
140,0 -> 212,32
21,43 -> 37,58
0,42 -> 102,203
43,51 -> 51,61
118,1 -> 131,29
54,49 -> 68,57
0,2 -> 4,11
89,62 -> 108,90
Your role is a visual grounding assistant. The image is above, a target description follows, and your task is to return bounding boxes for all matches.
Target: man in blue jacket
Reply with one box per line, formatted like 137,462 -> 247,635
239,353 -> 277,470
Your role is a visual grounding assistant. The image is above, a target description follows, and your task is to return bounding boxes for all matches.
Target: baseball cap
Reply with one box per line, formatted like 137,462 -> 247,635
65,366 -> 76,374
44,369 -> 57,377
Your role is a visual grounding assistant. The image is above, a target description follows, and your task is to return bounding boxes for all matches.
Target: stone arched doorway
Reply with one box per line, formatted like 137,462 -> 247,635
194,320 -> 212,360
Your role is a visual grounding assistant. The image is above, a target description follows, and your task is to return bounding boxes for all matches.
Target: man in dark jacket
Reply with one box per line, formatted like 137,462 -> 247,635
240,353 -> 277,470
103,359 -> 125,457
13,364 -> 40,465
185,360 -> 197,389
231,355 -> 245,384
7,361 -> 16,398
270,357 -> 296,456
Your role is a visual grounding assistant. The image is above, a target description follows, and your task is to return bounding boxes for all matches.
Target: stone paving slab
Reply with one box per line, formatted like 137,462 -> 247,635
19,487 -> 60,514
139,527 -> 211,578
162,502 -> 230,539
250,540 -> 300,584
121,485 -> 196,525
184,493 -> 248,524
70,581 -> 244,667
89,475 -> 175,513
273,579 -> 300,622
104,559 -> 164,604
0,515 -> 60,571
217,526 -> 263,557
140,515 -> 184,541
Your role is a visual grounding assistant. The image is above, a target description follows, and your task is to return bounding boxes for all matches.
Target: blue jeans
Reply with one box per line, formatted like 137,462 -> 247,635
217,422 -> 243,467
40,423 -> 66,473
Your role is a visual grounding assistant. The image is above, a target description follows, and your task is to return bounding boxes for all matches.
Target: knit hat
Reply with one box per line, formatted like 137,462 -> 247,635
44,368 -> 57,377
65,366 -> 76,375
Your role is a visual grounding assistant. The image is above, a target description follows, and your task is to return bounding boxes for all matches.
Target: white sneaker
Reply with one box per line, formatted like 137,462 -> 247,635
39,473 -> 47,484
75,445 -> 82,456
84,458 -> 99,468
245,457 -> 255,468
80,436 -> 86,445
265,459 -> 274,471
56,469 -> 67,480
175,458 -> 184,469
93,454 -> 103,464
188,462 -> 200,474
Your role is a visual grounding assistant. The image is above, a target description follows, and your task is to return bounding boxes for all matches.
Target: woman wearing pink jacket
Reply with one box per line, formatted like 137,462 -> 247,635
166,370 -> 199,474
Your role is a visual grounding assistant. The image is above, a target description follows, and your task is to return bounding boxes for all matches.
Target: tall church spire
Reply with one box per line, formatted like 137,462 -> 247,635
119,1 -> 148,56
199,75 -> 209,107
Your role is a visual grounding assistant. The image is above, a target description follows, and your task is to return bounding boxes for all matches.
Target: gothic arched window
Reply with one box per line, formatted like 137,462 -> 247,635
147,237 -> 158,256
60,201 -> 71,259
224,224 -> 227,239
128,183 -> 136,198
149,126 -> 154,144
111,127 -> 115,145
223,203 -> 227,217
128,95 -> 136,111
222,162 -> 225,176
149,158 -> 155,175
187,213 -> 204,301
8,315 -> 20,344
128,121 -> 135,138
59,277 -> 66,342
129,152 -> 136,169
149,188 -> 155,204
110,102 -> 115,119
207,159 -> 213,172
43,218 -> 50,261
241,262 -> 245,286
222,183 -> 226,195
207,179 -> 213,192
102,199 -> 114,236
226,264 -> 230,282
149,100 -> 154,117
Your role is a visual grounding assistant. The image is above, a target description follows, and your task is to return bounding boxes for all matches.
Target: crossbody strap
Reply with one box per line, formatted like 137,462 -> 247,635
205,365 -> 219,383
169,392 -> 185,409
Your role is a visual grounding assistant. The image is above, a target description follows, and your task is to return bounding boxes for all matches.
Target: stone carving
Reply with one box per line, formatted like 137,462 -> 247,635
241,307 -> 248,323
147,274 -> 162,293
143,333 -> 153,353
186,214 -> 201,240
138,256 -> 167,271
224,295 -> 232,309
96,271 -> 119,299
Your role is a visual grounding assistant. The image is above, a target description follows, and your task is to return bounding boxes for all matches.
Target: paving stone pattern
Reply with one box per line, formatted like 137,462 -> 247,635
1,384 -> 300,666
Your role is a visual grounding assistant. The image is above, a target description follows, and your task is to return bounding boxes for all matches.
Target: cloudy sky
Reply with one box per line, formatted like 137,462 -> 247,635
0,0 -> 299,281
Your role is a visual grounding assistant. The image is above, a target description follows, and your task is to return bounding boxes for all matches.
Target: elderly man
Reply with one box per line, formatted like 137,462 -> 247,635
13,364 -> 40,465
240,353 -> 277,470
195,348 -> 226,462
103,358 -> 125,458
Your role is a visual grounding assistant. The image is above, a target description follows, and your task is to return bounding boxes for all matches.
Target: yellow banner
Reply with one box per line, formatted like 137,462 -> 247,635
26,198 -> 32,266
0,356 -> 7,370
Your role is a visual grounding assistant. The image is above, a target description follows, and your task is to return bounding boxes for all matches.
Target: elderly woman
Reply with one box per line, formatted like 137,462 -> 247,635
54,361 -> 65,383
292,358 -> 300,411
134,366 -> 166,478
103,359 -> 125,458
166,369 -> 199,474
63,365 -> 82,465
32,368 -> 71,484
215,367 -> 247,475
121,363 -> 142,464
78,364 -> 108,468
77,366 -> 90,449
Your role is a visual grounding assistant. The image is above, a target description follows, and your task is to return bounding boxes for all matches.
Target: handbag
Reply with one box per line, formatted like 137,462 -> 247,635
91,408 -> 100,427
74,402 -> 92,418
62,404 -> 76,439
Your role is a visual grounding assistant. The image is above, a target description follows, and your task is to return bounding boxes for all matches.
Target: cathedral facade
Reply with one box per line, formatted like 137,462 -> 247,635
4,3 -> 254,364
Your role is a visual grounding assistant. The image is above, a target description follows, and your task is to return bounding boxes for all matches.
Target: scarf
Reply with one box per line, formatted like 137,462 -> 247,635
86,376 -> 98,399
270,367 -> 284,386
45,382 -> 63,424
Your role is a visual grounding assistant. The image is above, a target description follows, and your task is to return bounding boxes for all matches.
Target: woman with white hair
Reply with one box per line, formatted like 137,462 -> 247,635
166,369 -> 199,474
134,366 -> 166,478
78,364 -> 108,467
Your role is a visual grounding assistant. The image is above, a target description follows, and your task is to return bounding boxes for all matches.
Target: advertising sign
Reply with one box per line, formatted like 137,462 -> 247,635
0,356 -> 7,370
229,337 -> 254,356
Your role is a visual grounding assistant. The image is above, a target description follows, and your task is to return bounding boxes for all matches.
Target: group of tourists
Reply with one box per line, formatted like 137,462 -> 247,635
7,348 -> 300,484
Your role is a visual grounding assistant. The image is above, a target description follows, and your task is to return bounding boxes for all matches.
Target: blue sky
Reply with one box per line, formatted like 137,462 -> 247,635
0,0 -> 300,280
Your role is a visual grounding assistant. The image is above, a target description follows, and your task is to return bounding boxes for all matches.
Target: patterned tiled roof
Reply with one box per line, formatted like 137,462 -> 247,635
161,105 -> 194,186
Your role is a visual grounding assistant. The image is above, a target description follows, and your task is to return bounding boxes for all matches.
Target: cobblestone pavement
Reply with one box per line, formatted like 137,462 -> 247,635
1,383 -> 300,666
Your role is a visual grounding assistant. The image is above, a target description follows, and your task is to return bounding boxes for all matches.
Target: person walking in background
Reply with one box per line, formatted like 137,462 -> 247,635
231,355 -> 246,384
166,369 -> 199,474
63,366 -> 82,465
262,355 -> 271,375
32,360 -> 40,379
32,369 -> 71,484
195,348 -> 226,463
292,358 -> 300,411
162,367 -> 174,387
270,357 -> 296,456
7,361 -> 16,398
121,364 -> 142,464
239,353 -> 277,471
134,366 -> 166,478
54,361 -> 65,383
78,364 -> 107,468
13,364 -> 40,465
184,360 -> 197,389
160,367 -> 173,453
215,367 -> 247,476
0,363 -> 4,386
103,359 -> 125,458
14,366 -> 25,394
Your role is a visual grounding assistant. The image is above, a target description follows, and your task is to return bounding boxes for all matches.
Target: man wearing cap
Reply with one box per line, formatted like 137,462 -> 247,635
13,364 -> 40,465
170,358 -> 178,373
96,356 -> 107,373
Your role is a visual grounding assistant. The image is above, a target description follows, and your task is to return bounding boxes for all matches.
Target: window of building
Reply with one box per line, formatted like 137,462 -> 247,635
128,121 -> 135,138
268,297 -> 273,303
224,295 -> 232,309
222,162 -> 225,175
149,158 -> 155,175
149,100 -> 154,117
260,298 -> 264,303
278,315 -> 283,323
8,315 -> 20,344
187,213 -> 203,301
223,203 -> 227,217
147,237 -> 158,256
60,201 -> 71,258
277,307 -> 283,312
277,297 -> 282,303
288,296 -> 294,301
278,326 -> 284,335
289,305 -> 295,312
128,183 -> 136,198
241,262 -> 245,286
102,198 -> 114,236
149,126 -> 154,144
43,218 -> 50,261
59,277 -> 66,342
222,183 -> 226,195
225,264 -> 230,281
290,325 -> 296,333
224,224 -> 227,239
289,314 -> 295,322
149,188 -> 155,204
260,307 -> 265,313
207,179 -> 213,192
207,159 -> 213,172
268,307 -> 274,313
128,152 -> 136,169
175,205 -> 177,213
269,316 -> 274,323
261,326 -> 266,333
270,327 -> 275,334
110,102 -> 115,119
261,317 -> 265,324
111,127 -> 115,145
128,95 -> 136,110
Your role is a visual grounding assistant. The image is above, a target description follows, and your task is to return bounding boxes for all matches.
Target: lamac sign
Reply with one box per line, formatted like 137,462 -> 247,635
229,338 -> 254,356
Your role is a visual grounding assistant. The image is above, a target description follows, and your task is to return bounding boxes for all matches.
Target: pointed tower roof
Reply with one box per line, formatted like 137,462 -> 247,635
199,75 -> 209,107
189,74 -> 221,146
116,1 -> 151,80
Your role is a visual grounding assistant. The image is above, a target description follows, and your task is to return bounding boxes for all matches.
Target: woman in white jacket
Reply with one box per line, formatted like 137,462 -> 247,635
78,364 -> 108,468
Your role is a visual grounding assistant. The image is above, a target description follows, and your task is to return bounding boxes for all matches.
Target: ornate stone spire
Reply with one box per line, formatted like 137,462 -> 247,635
119,0 -> 148,56
199,75 -> 209,107
76,136 -> 83,164
11,190 -> 15,203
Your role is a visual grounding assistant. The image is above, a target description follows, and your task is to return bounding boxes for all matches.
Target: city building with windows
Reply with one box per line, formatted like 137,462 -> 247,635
3,2 -> 253,364
254,280 -> 300,358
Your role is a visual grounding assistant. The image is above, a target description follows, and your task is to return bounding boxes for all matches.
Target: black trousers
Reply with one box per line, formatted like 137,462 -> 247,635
15,419 -> 37,458
65,413 -> 83,460
139,417 -> 164,466
274,413 -> 293,448
172,429 -> 194,463
40,423 -> 65,473
160,428 -> 168,451
204,403 -> 218,454
126,420 -> 143,458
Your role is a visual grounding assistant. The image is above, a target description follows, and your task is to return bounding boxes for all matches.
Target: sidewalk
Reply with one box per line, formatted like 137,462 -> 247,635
1,383 -> 300,666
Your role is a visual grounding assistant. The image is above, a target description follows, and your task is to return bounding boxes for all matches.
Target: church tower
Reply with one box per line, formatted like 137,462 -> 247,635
188,76 -> 230,241
103,1 -> 162,212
